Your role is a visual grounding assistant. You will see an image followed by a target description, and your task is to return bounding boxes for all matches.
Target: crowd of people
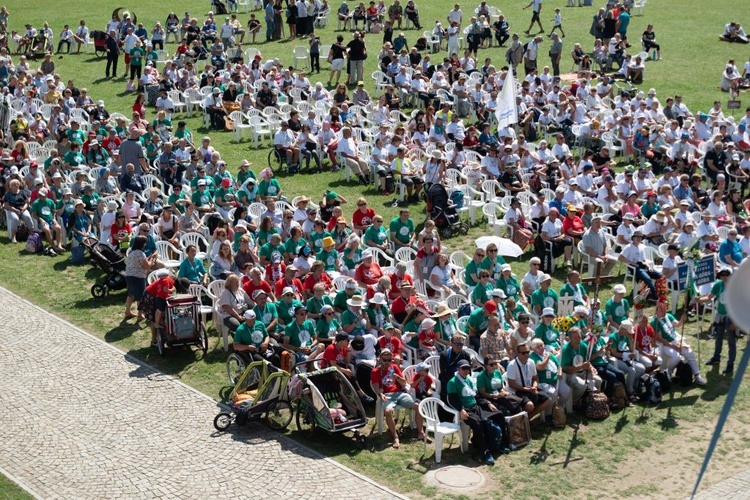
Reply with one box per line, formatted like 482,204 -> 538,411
0,0 -> 749,465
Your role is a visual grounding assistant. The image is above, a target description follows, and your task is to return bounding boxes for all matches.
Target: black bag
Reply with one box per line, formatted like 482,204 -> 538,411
655,370 -> 672,394
481,418 -> 505,454
457,302 -> 472,318
674,361 -> 693,386
636,373 -> 662,404
384,174 -> 395,193
16,223 -> 29,242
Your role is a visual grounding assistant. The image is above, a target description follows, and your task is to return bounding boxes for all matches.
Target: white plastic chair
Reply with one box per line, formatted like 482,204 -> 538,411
207,279 -> 230,351
418,397 -> 468,463
293,46 -> 310,69
156,241 -> 182,269
179,232 -> 209,262
229,111 -> 252,142
188,284 -> 215,328
394,246 -> 417,264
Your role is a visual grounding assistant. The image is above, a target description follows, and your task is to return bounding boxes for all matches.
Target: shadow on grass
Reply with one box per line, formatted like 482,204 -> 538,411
529,434 -> 552,465
700,376 -> 731,402
103,319 -> 141,343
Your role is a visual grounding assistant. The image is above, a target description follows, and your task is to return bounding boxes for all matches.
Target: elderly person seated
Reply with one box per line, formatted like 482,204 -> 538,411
529,337 -> 572,416
505,342 -> 552,422
610,319 -> 646,402
218,274 -> 254,334
581,216 -> 618,275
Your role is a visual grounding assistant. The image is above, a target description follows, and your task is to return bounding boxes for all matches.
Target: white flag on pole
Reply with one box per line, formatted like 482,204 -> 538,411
495,72 -> 518,129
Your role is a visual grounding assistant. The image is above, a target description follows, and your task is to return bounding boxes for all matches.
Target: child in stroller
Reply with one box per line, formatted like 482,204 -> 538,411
425,182 -> 468,238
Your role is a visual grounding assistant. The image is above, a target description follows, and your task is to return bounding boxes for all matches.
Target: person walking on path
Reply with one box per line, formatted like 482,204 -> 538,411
523,0 -> 544,35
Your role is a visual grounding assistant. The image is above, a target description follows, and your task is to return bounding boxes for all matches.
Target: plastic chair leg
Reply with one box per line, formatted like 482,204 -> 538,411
434,434 -> 444,463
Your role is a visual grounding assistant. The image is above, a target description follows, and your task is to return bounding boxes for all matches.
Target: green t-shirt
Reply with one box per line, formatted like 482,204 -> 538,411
333,289 -> 359,311
590,335 -> 609,368
472,282 -> 494,305
605,298 -> 630,325
363,224 -> 387,247
167,192 -> 188,213
191,189 -> 214,208
710,280 -> 727,315
253,302 -> 279,330
32,197 -> 56,223
610,331 -> 632,354
129,47 -> 145,67
464,259 -> 482,287
306,295 -> 333,316
308,230 -> 330,252
256,227 -> 279,247
284,237 -> 307,257
404,318 -> 422,348
497,275 -> 521,301
276,299 -> 303,327
233,321 -> 268,348
534,321 -> 561,349
81,192 -> 100,212
476,369 -> 504,395
57,198 -> 75,217
63,150 -> 85,166
285,318 -> 316,347
530,351 -> 560,385
316,317 -> 341,339
316,248 -> 339,272
446,375 -> 478,410
480,256 -> 507,281
342,248 -> 362,271
560,282 -> 587,306
66,129 -> 85,144
366,304 -> 391,330
389,216 -> 414,245
213,171 -> 233,187
237,168 -> 256,186
341,309 -> 368,336
258,178 -> 281,198
259,242 -> 283,263
190,176 -> 215,195
467,308 -> 488,337
651,313 -> 678,343
214,186 -> 237,206
531,287 -> 559,312
435,317 -> 458,342
560,339 -> 590,369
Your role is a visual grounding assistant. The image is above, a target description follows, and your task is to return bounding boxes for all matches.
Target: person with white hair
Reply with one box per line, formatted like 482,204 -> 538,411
530,337 -> 572,415
610,320 -> 646,400
651,301 -> 706,385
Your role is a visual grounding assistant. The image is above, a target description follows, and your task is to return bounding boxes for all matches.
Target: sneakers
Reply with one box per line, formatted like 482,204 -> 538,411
484,451 -> 495,465
360,393 -> 374,404
694,375 -> 707,386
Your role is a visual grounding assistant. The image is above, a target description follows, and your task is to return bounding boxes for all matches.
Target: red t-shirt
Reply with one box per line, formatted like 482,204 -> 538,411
265,263 -> 286,284
390,294 -> 416,317
378,335 -> 403,354
355,262 -> 383,286
303,272 -> 332,293
370,363 -> 404,394
562,215 -> 584,237
111,222 -> 132,245
352,208 -> 376,229
275,277 -> 304,298
102,136 -> 122,153
323,343 -> 348,368
388,272 -> 414,300
145,276 -> 176,299
635,325 -> 656,354
419,330 -> 437,347
242,278 -> 273,299
411,373 -> 435,396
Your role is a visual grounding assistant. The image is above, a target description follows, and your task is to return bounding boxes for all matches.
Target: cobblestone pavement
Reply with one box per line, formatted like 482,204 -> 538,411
692,470 -> 750,499
0,287 -> 403,500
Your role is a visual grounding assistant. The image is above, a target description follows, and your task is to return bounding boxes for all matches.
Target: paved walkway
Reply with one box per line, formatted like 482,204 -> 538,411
692,470 -> 750,499
0,287 -> 402,500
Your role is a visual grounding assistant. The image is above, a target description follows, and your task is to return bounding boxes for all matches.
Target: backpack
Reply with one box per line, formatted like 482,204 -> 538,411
26,232 -> 43,254
457,302 -> 472,319
636,373 -> 662,404
481,418 -> 505,454
674,361 -> 693,386
655,370 -> 672,395
16,223 -> 29,242
449,188 -> 464,209
384,174 -> 395,194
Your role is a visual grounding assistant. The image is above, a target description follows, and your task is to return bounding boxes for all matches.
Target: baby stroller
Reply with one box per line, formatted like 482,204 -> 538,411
214,359 -> 293,432
82,237 -> 127,298
290,363 -> 368,446
155,294 -> 209,355
425,182 -> 469,238
92,30 -> 107,58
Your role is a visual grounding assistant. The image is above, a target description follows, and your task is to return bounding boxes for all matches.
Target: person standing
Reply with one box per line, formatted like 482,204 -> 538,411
699,269 -> 736,376
523,36 -> 541,76
265,0 -> 275,42
523,0 -> 544,35
548,32 -> 562,76
347,31 -> 367,86
105,30 -> 120,79
128,40 -> 145,92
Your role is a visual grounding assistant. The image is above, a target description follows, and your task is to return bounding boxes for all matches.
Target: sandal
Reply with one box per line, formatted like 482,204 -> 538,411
392,439 -> 400,449
124,313 -> 136,320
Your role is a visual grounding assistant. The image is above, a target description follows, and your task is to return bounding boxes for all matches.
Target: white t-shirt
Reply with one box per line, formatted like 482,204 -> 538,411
542,218 -> 563,239
506,358 -> 538,394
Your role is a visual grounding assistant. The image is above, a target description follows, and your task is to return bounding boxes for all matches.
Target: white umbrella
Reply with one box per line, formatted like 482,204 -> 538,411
474,236 -> 524,258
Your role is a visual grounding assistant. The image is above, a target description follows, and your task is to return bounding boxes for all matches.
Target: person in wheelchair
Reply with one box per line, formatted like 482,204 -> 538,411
232,310 -> 281,366
274,120 -> 300,172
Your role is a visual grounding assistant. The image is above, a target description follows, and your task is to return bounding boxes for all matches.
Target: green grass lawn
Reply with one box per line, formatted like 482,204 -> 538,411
0,473 -> 31,500
2,0 -> 750,497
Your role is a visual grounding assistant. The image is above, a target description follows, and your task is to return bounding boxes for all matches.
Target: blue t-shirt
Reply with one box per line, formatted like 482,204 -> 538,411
719,239 -> 742,265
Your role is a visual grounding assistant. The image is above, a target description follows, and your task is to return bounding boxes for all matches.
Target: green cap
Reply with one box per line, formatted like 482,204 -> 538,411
624,165 -> 635,173
325,190 -> 338,200
383,322 -> 394,330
